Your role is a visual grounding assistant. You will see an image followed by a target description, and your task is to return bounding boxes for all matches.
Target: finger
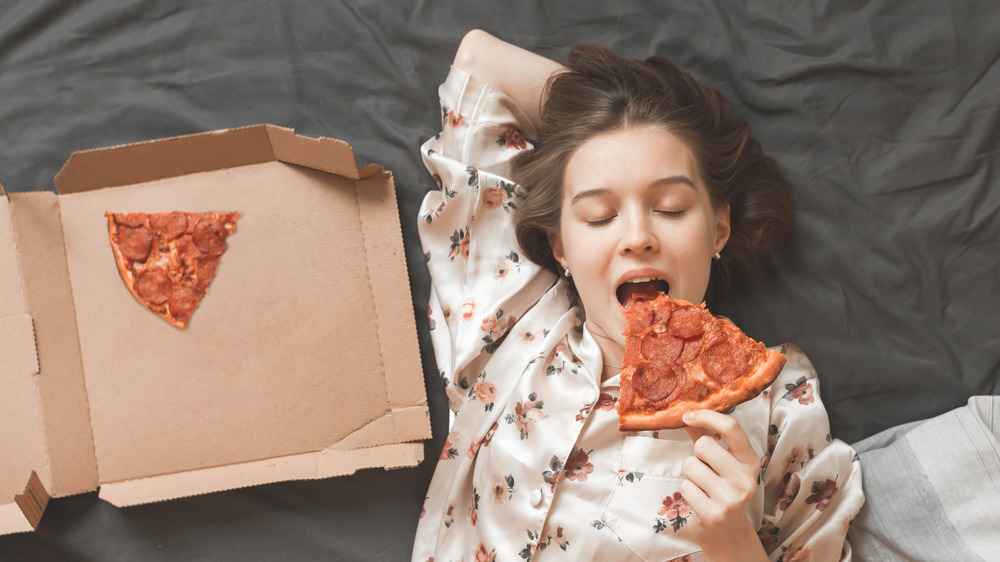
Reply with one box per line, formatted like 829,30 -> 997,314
682,452 -> 728,499
682,410 -> 757,462
691,434 -> 746,480
679,477 -> 709,515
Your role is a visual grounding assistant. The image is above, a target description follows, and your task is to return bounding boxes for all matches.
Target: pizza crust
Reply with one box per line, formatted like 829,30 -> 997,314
618,349 -> 785,431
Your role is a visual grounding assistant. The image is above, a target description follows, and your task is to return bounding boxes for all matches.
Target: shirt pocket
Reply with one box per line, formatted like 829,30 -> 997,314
601,435 -> 702,561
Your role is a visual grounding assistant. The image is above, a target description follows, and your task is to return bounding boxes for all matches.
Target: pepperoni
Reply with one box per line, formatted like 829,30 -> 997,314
176,234 -> 203,260
640,332 -> 683,362
667,306 -> 706,339
192,217 -> 228,255
632,360 -> 681,402
701,340 -> 751,384
168,286 -> 202,321
135,268 -> 172,305
678,337 -> 703,363
149,212 -> 188,240
196,256 -> 221,291
114,213 -> 147,228
116,226 -> 153,261
626,307 -> 655,335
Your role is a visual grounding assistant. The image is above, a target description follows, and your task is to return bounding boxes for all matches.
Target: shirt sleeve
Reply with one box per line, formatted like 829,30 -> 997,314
758,344 -> 865,561
417,66 -> 554,412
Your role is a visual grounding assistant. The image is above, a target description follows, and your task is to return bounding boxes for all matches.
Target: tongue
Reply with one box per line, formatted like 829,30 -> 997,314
617,281 -> 669,308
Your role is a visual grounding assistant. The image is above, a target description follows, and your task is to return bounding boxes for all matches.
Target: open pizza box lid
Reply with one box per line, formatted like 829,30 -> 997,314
0,124 -> 430,535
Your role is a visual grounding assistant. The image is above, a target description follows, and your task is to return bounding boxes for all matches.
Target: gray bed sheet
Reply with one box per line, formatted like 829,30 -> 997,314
1,1 -> 997,560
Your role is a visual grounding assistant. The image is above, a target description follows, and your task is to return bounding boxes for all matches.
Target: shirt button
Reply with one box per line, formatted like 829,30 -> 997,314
529,487 -> 543,507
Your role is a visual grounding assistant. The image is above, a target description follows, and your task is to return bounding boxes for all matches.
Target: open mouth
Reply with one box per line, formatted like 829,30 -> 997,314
616,278 -> 670,309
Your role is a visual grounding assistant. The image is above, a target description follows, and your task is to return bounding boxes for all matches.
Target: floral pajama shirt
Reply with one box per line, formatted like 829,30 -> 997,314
412,66 -> 864,562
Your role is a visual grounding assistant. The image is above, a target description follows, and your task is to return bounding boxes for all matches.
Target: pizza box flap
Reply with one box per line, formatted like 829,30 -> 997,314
5,124 -> 430,514
6,192 -> 100,501
0,192 -> 52,535
52,124 -> 367,195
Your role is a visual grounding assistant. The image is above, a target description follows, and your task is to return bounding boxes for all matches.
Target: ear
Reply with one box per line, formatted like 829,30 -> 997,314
714,204 -> 731,254
547,230 -> 568,270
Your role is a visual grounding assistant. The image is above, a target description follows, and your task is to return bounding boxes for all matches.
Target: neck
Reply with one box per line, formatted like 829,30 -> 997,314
590,331 -> 624,381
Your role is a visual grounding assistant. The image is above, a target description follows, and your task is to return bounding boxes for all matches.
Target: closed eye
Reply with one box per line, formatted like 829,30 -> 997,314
586,216 -> 616,227
655,210 -> 684,217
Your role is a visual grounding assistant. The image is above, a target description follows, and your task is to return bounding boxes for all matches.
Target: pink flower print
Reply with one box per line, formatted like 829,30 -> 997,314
480,314 -> 498,334
489,476 -> 506,503
469,507 -> 478,527
806,479 -> 839,512
595,393 -> 617,411
481,186 -> 507,210
658,492 -> 692,520
489,474 -> 515,503
518,327 -> 536,343
474,542 -> 496,562
473,381 -> 497,404
440,432 -> 459,461
783,376 -> 815,405
655,492 -> 693,533
506,393 -> 546,439
787,545 -> 812,562
563,449 -> 594,483
467,437 -> 484,459
447,228 -> 470,260
497,125 -> 527,150
495,261 -> 511,280
542,456 -> 563,491
779,472 -> 801,510
446,109 -> 464,128
460,300 -> 476,322
482,421 -> 498,447
432,173 -> 442,188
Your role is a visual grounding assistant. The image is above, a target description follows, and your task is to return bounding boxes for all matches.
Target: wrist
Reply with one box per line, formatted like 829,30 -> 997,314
699,520 -> 768,562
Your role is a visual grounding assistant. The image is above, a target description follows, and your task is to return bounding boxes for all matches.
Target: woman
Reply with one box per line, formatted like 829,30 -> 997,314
414,30 -> 863,561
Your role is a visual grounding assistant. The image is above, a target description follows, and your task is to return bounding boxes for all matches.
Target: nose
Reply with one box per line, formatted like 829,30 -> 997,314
619,211 -> 658,255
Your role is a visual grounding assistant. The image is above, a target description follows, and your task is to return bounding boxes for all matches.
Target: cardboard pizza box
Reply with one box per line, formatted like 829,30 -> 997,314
0,125 -> 430,535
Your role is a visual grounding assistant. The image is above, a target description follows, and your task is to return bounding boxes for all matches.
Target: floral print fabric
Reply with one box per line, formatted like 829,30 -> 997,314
412,67 -> 863,562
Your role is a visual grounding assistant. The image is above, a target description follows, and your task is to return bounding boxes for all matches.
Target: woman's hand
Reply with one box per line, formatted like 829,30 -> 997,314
680,409 -> 768,562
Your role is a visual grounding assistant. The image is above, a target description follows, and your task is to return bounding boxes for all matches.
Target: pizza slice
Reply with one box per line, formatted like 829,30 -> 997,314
617,293 -> 786,431
106,211 -> 241,329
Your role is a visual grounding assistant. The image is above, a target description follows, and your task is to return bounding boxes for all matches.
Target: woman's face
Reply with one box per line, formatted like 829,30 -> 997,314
549,125 -> 730,352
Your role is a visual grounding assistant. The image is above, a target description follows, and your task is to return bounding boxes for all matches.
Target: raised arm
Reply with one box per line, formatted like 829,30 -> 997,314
453,30 -> 564,132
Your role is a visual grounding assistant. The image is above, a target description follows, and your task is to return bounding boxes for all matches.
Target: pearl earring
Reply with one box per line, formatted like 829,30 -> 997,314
563,267 -> 572,278
713,252 -> 722,260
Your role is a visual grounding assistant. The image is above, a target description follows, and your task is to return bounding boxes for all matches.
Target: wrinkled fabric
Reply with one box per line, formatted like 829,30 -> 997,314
412,67 -> 863,562
849,396 -> 1000,561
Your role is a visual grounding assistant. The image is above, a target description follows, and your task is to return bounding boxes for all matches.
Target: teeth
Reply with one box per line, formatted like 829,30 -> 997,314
626,277 -> 657,283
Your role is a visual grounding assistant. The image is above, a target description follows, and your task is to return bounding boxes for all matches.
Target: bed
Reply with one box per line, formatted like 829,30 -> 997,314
1,1 -> 997,560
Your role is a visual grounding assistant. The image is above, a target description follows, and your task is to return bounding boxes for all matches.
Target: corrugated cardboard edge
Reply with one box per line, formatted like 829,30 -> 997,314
0,472 -> 49,535
97,443 -> 424,507
8,192 -> 100,500
53,124 -> 363,193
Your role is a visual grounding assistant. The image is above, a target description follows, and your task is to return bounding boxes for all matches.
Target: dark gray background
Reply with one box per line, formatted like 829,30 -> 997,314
1,1 -> 997,559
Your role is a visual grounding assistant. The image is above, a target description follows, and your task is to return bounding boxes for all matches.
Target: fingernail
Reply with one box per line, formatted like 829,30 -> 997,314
682,412 -> 693,423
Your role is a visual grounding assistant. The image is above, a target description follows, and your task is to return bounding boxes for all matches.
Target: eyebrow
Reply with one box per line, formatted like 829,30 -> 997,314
569,176 -> 697,205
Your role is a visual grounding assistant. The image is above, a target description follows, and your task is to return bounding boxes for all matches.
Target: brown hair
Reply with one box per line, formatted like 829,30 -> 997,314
512,44 -> 792,305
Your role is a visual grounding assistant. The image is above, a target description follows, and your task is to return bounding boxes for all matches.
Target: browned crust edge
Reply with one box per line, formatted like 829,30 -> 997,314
618,349 -> 787,431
